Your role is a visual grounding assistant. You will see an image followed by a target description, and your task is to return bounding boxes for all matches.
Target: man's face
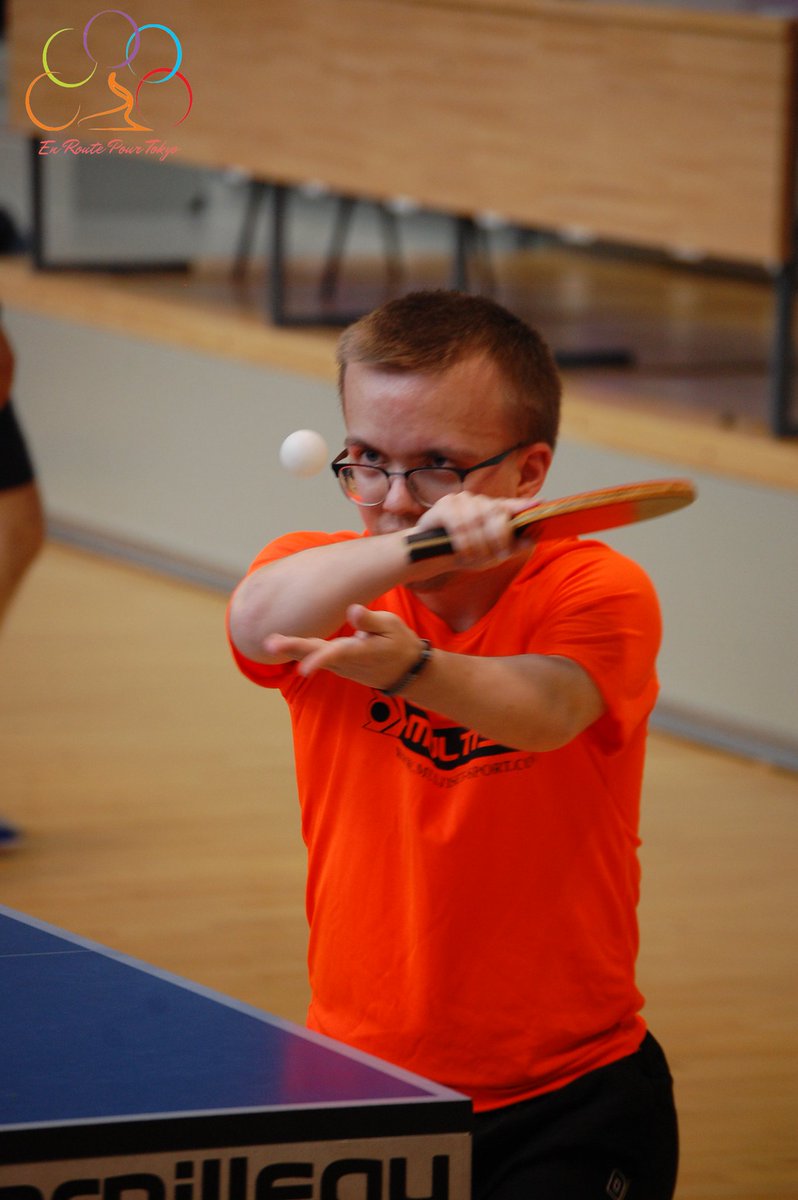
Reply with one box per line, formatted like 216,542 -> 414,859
341,355 -> 549,538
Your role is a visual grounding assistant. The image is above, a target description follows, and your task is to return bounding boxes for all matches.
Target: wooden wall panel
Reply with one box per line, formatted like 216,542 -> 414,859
8,0 -> 796,264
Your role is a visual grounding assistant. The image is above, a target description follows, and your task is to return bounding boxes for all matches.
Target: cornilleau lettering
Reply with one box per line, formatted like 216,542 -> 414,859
0,1154 -> 451,1200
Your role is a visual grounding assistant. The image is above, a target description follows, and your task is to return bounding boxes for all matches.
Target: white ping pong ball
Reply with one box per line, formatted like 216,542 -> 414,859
279,429 -> 329,477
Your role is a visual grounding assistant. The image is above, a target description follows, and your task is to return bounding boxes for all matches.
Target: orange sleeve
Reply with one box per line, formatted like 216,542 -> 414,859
524,542 -> 661,750
226,529 -> 362,689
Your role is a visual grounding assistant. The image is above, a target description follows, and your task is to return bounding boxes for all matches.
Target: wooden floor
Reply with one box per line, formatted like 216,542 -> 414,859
0,541 -> 796,1198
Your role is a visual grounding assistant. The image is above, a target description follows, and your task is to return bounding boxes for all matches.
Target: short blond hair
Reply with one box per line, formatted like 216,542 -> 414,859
337,290 -> 561,448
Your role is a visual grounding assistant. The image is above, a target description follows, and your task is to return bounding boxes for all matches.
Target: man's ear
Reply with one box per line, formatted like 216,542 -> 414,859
517,443 -> 553,497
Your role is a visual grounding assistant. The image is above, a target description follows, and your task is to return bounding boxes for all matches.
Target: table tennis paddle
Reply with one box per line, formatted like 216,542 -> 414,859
405,478 -> 696,562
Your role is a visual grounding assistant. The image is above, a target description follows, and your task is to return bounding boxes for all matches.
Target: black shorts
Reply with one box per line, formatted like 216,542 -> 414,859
0,401 -> 37,492
472,1032 -> 679,1200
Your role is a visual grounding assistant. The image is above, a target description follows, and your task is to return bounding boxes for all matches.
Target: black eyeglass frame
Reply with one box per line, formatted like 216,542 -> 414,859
330,442 -> 528,508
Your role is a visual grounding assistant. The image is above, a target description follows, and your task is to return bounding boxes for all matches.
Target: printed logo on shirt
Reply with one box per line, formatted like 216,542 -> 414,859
364,693 -> 533,778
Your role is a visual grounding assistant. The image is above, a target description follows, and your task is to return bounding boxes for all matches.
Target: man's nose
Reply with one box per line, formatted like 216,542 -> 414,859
381,472 -> 424,515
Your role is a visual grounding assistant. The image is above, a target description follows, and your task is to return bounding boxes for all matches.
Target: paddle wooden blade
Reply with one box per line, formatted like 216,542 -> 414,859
405,479 -> 696,562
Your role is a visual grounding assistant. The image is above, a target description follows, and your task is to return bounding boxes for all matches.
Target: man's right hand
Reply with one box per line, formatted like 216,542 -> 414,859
407,491 -> 537,573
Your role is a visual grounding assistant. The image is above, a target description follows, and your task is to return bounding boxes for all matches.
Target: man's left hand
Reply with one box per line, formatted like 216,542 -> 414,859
265,604 -> 426,691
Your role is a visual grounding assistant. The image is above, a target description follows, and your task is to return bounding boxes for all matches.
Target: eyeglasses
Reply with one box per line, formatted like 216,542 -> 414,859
331,443 -> 527,509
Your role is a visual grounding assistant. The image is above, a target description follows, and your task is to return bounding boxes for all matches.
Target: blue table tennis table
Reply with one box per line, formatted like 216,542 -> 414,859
0,906 -> 471,1199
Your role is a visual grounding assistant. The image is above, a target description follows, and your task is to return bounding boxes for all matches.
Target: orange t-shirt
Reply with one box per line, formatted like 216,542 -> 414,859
228,530 -> 662,1112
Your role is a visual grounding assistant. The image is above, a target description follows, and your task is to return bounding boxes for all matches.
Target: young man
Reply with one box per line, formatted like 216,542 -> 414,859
227,291 -> 678,1199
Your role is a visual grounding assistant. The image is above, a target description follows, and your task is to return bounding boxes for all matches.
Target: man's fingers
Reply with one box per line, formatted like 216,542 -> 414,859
413,493 -> 523,568
448,506 -> 514,563
266,610 -> 421,689
348,604 -> 399,638
264,633 -> 322,660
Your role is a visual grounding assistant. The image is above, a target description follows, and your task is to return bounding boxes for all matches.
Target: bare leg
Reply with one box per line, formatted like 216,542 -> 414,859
0,480 -> 45,627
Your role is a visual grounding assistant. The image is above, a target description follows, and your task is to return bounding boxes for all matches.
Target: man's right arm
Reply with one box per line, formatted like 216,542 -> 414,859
227,530 -> 419,664
229,491 -> 533,665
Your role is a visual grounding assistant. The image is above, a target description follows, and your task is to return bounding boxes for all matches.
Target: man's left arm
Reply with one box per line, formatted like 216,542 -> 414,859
266,603 -> 605,753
